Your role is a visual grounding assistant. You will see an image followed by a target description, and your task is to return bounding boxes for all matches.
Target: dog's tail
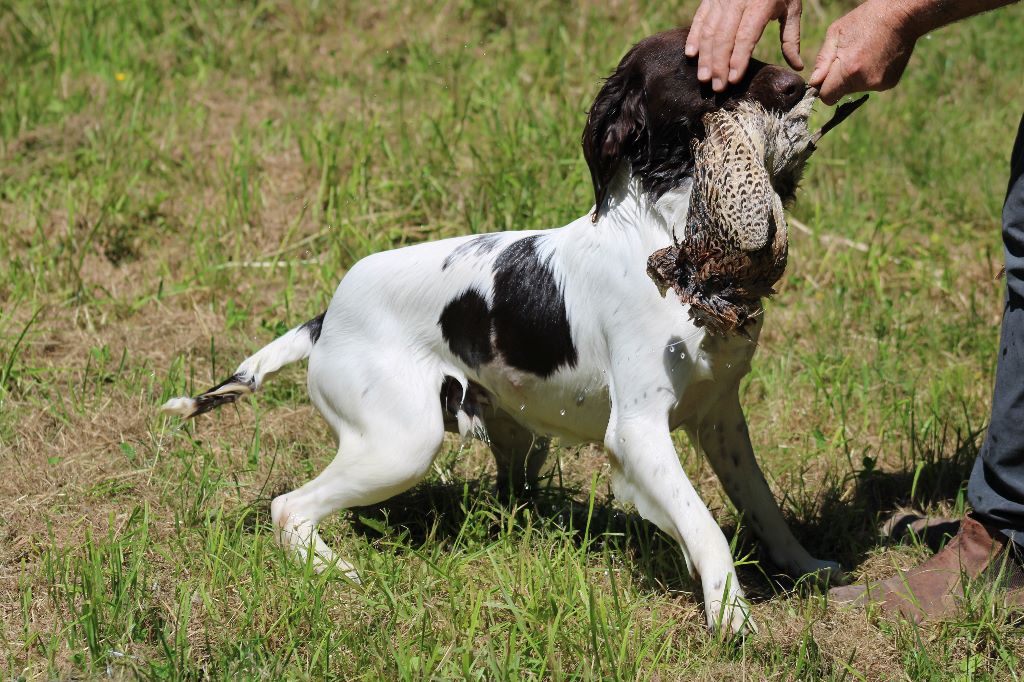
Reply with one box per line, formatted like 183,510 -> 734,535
160,312 -> 325,420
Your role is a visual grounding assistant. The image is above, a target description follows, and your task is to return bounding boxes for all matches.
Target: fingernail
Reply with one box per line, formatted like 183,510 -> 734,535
685,43 -> 696,57
698,66 -> 710,81
712,78 -> 723,91
728,68 -> 738,82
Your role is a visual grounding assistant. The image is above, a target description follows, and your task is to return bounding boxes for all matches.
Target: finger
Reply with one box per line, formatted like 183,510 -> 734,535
710,3 -> 745,90
818,57 -> 851,105
686,1 -> 712,57
779,1 -> 803,70
696,5 -> 721,82
728,4 -> 774,83
809,28 -> 838,86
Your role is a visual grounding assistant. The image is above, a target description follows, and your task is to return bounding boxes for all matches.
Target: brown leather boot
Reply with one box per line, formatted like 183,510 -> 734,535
830,514 -> 1019,622
880,511 -> 960,553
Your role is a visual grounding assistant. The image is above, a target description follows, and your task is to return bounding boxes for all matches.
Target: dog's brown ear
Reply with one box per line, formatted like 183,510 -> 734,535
582,66 -> 647,221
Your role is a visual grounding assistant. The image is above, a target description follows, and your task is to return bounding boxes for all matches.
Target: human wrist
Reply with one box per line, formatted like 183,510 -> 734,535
872,0 -> 929,42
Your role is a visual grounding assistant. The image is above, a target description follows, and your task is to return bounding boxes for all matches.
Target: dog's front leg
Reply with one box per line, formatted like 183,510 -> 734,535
692,390 -> 843,584
605,413 -> 753,635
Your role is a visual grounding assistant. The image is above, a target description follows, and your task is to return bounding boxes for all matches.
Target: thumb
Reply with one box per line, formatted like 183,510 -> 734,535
809,30 -> 838,86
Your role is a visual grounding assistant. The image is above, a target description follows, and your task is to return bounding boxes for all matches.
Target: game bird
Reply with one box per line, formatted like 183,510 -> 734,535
647,88 -> 867,335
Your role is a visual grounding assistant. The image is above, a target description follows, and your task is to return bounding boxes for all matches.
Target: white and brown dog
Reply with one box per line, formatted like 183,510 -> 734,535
163,28 -> 845,634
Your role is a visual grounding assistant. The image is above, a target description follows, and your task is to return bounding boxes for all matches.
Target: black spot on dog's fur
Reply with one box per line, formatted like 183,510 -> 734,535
190,373 -> 255,417
442,234 -> 505,271
439,288 -> 494,367
300,312 -> 326,344
438,236 -> 578,378
491,236 -> 578,378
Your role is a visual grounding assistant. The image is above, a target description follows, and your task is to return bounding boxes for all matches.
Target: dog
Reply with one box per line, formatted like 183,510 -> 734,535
162,28 -> 841,634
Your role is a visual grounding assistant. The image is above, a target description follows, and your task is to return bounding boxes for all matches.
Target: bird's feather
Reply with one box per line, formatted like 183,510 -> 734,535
647,89 -> 863,335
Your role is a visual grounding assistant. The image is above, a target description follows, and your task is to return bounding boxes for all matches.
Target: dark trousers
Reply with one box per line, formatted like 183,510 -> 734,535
968,114 -> 1024,547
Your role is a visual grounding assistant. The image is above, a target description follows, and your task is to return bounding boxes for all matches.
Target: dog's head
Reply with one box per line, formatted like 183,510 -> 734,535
582,27 -> 807,217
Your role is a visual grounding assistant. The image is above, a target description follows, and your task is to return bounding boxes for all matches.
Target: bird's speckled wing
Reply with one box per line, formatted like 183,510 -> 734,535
647,89 -> 865,336
693,110 -> 775,253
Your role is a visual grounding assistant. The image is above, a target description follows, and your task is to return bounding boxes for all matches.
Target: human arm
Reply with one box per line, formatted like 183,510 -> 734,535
810,0 -> 1020,104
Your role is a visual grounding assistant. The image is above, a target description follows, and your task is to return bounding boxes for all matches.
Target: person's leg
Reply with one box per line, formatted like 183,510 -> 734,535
968,113 -> 1024,548
830,115 -> 1024,621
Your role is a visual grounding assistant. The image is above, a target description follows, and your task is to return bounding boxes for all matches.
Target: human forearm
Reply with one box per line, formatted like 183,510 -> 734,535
888,0 -> 1019,40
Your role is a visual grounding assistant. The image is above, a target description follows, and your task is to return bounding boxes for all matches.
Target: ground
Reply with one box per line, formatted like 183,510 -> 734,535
2,1 -> 1023,679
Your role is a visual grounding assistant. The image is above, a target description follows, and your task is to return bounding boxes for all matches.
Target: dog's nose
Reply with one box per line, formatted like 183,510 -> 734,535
745,65 -> 807,112
770,69 -> 806,110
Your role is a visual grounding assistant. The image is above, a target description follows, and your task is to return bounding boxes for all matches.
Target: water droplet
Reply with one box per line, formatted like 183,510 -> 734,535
575,391 -> 586,406
559,409 -> 566,416
519,404 -> 526,411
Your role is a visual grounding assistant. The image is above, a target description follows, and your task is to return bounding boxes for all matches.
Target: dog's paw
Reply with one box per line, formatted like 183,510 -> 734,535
801,559 -> 847,587
706,594 -> 757,637
317,556 -> 362,584
287,535 -> 362,584
704,575 -> 756,637
271,498 -> 362,584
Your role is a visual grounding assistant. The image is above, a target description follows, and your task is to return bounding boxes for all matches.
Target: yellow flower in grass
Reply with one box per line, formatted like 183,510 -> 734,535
115,72 -> 127,82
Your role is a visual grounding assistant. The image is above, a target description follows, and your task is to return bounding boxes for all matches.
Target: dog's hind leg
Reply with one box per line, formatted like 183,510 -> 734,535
270,365 -> 445,580
486,412 -> 549,499
691,390 -> 844,585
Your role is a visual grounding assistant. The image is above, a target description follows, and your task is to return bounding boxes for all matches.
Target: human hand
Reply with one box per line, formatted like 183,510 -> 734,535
685,0 -> 804,92
809,1 -> 918,105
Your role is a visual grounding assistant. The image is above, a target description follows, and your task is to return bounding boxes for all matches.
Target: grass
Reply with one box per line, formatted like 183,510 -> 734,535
2,0 -> 1023,678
